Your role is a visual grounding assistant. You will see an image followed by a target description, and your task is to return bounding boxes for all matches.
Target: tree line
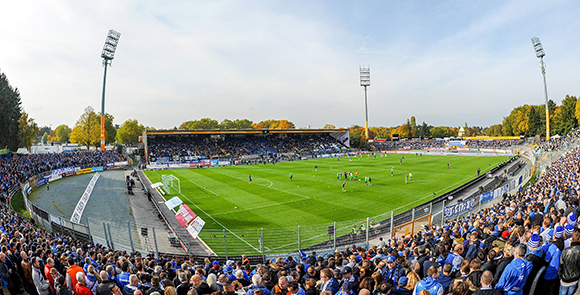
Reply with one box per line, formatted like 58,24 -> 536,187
1,68 -> 578,151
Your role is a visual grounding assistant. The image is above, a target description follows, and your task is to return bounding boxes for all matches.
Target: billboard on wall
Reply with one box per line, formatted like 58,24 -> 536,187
175,204 -> 197,227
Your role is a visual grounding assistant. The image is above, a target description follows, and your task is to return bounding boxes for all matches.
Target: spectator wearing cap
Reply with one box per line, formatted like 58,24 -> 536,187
334,281 -> 355,295
495,244 -> 532,295
564,224 -> 575,248
412,265 -> 443,295
382,256 -> 403,288
319,268 -> 338,295
246,274 -> 271,295
540,225 -> 563,294
559,227 -> 580,295
523,234 -> 543,295
389,277 -> 411,295
567,213 -> 577,227
224,266 -> 236,282
339,266 -> 358,294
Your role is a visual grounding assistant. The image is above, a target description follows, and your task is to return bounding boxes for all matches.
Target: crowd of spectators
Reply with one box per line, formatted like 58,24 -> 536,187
533,128 -> 580,154
370,139 -> 523,151
0,151 -> 124,199
147,135 -> 344,161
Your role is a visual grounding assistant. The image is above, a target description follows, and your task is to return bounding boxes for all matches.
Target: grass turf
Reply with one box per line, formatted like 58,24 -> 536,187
144,154 -> 508,255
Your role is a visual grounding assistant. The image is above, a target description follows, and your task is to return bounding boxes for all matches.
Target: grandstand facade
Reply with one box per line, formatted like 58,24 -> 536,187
142,129 -> 350,164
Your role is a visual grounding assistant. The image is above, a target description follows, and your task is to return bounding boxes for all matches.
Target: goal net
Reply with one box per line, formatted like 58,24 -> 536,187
162,174 -> 181,194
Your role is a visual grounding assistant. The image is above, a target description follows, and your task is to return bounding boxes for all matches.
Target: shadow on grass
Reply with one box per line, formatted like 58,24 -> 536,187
11,191 -> 30,219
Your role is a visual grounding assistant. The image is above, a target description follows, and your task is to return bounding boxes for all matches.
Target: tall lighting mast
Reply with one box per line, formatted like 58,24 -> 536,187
360,66 -> 370,139
531,37 -> 550,140
100,29 -> 121,151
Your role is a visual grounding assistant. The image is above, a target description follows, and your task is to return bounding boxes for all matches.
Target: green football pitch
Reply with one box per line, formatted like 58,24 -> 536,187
144,154 -> 508,255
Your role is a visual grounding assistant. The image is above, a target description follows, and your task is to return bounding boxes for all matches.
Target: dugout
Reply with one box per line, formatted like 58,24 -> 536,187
142,129 -> 350,163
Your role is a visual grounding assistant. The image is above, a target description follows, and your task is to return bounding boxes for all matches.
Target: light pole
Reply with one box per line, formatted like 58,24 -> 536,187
100,29 -> 121,151
531,37 -> 550,140
360,66 -> 370,139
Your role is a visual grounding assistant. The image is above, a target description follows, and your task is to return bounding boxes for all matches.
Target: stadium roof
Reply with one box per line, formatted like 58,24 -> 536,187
143,129 -> 348,136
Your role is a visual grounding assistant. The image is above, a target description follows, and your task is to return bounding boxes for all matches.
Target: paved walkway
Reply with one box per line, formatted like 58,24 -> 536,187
134,170 -> 214,256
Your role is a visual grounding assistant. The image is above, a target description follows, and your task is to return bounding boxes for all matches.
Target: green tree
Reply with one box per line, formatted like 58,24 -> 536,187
349,125 -> 366,148
410,116 -> 417,138
41,132 -> 49,144
527,106 -> 541,136
54,124 -> 71,142
0,71 -> 22,151
18,111 -> 39,149
70,106 -> 100,149
219,119 -> 235,129
430,126 -> 452,138
418,122 -> 431,138
116,119 -> 145,145
180,118 -> 219,130
103,113 -> 116,144
233,119 -> 253,129
559,95 -> 578,135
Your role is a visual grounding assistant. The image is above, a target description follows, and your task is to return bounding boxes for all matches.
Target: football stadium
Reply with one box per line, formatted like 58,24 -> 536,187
3,2 -> 580,295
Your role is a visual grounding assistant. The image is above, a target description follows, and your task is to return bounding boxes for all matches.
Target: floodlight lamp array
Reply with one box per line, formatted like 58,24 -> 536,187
360,66 -> 370,86
101,29 -> 121,60
531,37 -> 545,58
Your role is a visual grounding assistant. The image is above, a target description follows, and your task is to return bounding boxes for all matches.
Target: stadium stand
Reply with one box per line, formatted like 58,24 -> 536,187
1,132 -> 580,295
369,139 -> 524,151
146,132 -> 347,161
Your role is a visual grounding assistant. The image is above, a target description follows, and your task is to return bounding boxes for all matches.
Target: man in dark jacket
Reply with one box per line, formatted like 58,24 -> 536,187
415,246 -> 430,280
473,271 -> 501,295
97,270 -> 119,295
1,252 -> 19,295
523,234 -> 544,295
559,228 -> 580,294
191,275 -> 212,295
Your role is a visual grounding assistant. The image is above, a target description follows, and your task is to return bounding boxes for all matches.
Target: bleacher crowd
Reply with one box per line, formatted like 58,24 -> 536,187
147,135 -> 344,160
0,151 -> 124,200
370,140 -> 523,151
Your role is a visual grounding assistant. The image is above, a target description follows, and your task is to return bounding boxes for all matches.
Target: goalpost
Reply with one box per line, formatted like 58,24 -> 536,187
162,174 -> 181,194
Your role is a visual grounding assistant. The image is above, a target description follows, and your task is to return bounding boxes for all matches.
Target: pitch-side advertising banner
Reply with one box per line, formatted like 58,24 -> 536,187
70,172 -> 100,223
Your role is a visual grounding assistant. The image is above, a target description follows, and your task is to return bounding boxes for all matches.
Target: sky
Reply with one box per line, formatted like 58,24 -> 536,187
1,0 -> 579,130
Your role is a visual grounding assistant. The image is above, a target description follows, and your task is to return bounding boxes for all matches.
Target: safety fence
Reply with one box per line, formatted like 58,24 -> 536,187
16,153 -> 535,262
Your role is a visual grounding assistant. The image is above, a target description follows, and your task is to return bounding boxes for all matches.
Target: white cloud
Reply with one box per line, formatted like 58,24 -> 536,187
1,0 -> 579,130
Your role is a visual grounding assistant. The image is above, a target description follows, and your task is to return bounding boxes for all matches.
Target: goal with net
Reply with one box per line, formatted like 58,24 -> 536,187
162,174 -> 181,194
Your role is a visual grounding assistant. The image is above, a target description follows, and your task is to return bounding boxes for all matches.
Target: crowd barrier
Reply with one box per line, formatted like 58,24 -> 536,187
13,152 -> 536,262
137,155 -> 531,261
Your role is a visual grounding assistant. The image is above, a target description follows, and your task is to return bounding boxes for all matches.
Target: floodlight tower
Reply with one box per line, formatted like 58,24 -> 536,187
531,37 -> 550,140
360,66 -> 371,139
100,29 -> 121,151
